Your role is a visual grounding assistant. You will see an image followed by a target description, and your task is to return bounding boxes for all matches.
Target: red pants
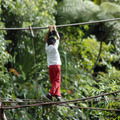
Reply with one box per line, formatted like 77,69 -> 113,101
49,65 -> 61,97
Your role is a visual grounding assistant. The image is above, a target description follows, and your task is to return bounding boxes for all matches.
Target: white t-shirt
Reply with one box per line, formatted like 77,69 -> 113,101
45,40 -> 62,67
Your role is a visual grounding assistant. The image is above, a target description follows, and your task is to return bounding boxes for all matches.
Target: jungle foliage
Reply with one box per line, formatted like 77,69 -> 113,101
0,0 -> 120,119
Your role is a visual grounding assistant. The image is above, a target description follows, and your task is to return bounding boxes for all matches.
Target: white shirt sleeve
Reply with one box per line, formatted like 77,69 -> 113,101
45,43 -> 48,51
54,40 -> 59,49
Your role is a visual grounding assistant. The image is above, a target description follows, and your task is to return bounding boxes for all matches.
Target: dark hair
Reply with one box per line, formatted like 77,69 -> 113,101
48,30 -> 56,38
48,30 -> 64,39
47,30 -> 64,45
47,37 -> 56,45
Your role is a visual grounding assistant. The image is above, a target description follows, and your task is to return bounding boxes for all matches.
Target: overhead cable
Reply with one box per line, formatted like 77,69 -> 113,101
0,18 -> 120,31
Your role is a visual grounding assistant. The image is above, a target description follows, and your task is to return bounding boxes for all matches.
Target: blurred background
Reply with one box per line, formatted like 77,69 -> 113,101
0,0 -> 120,119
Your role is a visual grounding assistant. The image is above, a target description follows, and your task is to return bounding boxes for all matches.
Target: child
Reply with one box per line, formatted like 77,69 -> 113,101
45,25 -> 62,101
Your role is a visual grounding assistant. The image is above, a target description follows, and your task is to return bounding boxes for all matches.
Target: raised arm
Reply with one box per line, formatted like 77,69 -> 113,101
53,25 -> 60,40
45,25 -> 52,43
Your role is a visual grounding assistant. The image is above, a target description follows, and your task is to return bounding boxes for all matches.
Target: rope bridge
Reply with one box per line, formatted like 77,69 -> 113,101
0,90 -> 120,119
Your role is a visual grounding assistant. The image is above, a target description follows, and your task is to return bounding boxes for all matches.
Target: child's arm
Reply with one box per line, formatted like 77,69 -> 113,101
53,25 -> 60,40
45,25 -> 52,43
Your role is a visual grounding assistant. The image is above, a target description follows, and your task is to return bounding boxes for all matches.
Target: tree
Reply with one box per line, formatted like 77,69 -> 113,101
56,0 -> 120,71
0,2 -> 12,97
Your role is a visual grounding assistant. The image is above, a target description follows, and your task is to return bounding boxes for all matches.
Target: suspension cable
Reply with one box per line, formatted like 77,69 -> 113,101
0,18 -> 120,30
58,104 -> 120,112
1,89 -> 120,102
1,90 -> 120,109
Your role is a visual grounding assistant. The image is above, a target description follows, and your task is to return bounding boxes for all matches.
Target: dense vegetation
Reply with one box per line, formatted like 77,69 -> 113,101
0,0 -> 120,119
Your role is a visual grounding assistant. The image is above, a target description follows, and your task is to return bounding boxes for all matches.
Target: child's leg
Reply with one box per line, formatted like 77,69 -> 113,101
49,65 -> 61,97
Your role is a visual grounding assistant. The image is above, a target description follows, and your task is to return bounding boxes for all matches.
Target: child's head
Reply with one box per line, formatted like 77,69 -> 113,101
48,30 -> 56,37
47,30 -> 57,45
47,37 -> 56,45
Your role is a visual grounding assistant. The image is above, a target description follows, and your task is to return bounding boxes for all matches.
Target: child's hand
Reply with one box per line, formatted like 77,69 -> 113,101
49,25 -> 52,31
53,25 -> 57,31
